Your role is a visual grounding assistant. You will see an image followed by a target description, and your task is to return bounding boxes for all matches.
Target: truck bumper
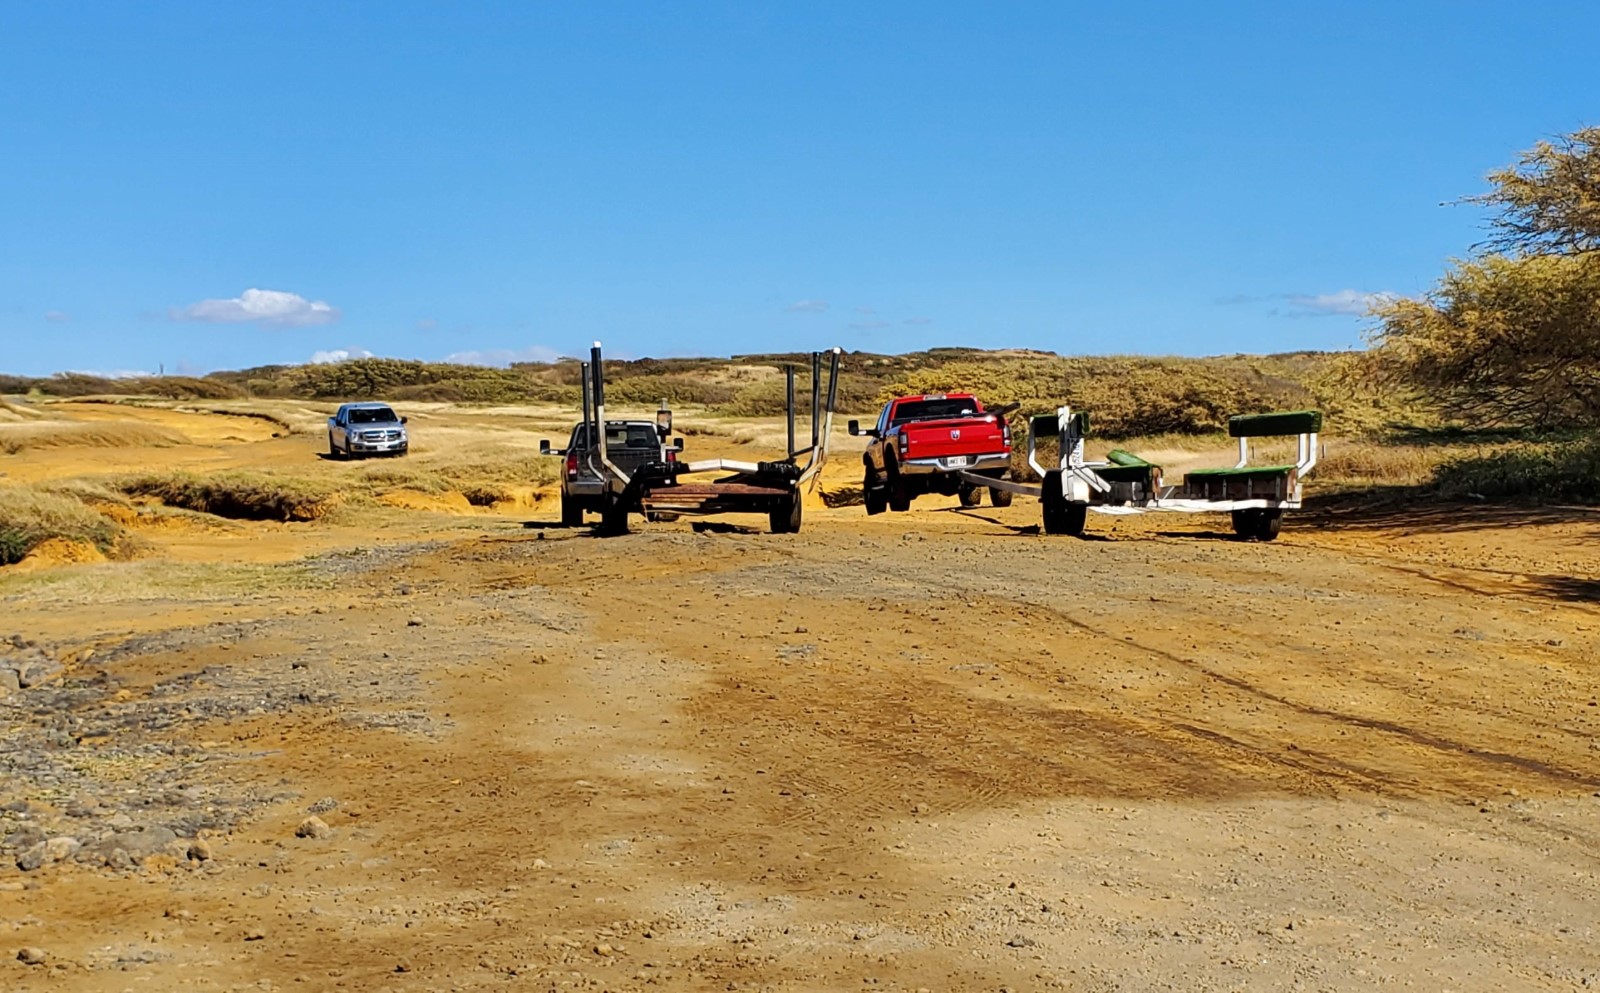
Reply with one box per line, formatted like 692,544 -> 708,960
897,452 -> 1011,475
348,440 -> 408,453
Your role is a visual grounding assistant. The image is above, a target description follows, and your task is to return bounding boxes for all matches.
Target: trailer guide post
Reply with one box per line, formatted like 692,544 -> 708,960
581,342 -> 843,536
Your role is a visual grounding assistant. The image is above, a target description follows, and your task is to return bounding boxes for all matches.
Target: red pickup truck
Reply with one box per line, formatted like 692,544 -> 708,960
849,393 -> 1014,514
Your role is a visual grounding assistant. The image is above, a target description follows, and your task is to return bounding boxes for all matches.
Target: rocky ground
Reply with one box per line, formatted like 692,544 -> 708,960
2,496 -> 1599,992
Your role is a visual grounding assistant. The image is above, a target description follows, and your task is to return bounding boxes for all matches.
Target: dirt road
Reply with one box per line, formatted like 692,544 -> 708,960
3,407 -> 1600,991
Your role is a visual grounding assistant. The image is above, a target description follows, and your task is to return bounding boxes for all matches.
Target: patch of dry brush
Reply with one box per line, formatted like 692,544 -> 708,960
118,472 -> 343,522
0,421 -> 189,454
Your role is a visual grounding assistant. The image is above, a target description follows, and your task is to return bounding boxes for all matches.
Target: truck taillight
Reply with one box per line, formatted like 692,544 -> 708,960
565,453 -> 578,479
896,433 -> 908,455
665,449 -> 677,463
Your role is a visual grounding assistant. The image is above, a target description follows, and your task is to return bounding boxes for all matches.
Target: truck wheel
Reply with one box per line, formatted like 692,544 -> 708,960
958,483 -> 983,508
885,460 -> 911,512
561,494 -> 584,527
863,468 -> 887,516
770,491 -> 803,534
598,495 -> 629,536
328,433 -> 341,459
988,484 -> 1014,507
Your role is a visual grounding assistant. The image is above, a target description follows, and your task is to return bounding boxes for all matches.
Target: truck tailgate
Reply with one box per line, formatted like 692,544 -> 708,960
900,417 -> 1008,460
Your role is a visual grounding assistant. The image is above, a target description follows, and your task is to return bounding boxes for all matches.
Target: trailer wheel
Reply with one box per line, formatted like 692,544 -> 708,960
988,484 -> 1013,508
958,483 -> 983,508
770,491 -> 803,534
1256,509 -> 1282,541
863,468 -> 887,515
561,494 -> 584,527
1231,508 -> 1282,541
1041,470 -> 1087,536
598,495 -> 629,536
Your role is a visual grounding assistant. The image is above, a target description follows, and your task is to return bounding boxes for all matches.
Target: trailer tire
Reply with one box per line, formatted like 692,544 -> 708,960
988,484 -> 1013,508
1041,470 -> 1086,536
1231,508 -> 1282,541
958,483 -> 983,508
1256,509 -> 1282,541
863,468 -> 887,515
598,495 -> 629,536
561,494 -> 584,527
770,491 -> 803,534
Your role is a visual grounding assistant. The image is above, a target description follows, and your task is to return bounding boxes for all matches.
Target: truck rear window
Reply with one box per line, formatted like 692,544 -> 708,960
892,398 -> 980,423
571,424 -> 660,449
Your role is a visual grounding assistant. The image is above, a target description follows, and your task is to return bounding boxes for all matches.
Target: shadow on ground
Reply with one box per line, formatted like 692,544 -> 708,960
1302,492 -> 1600,536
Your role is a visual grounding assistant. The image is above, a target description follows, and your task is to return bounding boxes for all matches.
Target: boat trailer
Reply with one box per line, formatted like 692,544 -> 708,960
948,407 -> 1323,540
580,342 -> 843,535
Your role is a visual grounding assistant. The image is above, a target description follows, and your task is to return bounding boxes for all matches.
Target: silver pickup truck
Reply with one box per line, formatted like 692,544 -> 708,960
541,421 -> 680,526
327,402 -> 409,459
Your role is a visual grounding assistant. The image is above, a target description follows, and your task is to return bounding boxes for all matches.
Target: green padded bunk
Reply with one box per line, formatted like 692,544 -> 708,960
1228,410 -> 1323,437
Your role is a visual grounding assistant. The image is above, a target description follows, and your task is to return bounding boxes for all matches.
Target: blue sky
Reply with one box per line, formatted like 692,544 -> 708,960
2,2 -> 1596,377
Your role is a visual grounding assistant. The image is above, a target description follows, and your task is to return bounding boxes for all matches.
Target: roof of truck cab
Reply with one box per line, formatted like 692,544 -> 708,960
896,393 -> 979,402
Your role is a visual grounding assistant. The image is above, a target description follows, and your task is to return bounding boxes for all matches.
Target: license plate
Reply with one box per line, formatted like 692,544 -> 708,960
946,456 -> 969,467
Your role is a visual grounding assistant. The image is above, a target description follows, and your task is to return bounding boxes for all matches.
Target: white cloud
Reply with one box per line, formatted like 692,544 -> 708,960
308,348 -> 374,364
784,299 -> 829,313
848,320 -> 891,330
44,309 -> 70,323
416,318 -> 439,331
444,346 -> 561,367
172,288 -> 340,327
903,317 -> 932,326
66,368 -> 153,379
1285,289 -> 1397,316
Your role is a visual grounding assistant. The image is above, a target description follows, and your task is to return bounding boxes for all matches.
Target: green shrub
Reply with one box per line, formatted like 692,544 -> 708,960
1432,436 -> 1600,502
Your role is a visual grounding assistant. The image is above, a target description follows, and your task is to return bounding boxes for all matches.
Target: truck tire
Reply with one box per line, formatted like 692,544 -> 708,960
863,467 -> 887,516
885,458 -> 911,513
770,491 -> 803,534
561,494 -> 584,527
958,483 -> 983,508
328,433 -> 340,459
988,483 -> 1013,507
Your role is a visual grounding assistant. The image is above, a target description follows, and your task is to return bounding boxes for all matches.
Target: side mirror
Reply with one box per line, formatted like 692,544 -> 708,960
539,439 -> 552,454
401,416 -> 408,424
847,420 -> 861,436
673,437 -> 684,451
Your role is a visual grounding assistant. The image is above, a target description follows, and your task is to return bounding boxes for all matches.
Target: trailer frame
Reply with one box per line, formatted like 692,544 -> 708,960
947,406 -> 1322,540
578,342 -> 843,535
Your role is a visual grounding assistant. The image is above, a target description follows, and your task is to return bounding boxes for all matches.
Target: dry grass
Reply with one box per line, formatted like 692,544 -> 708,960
0,420 -> 189,454
0,398 -> 51,423
0,485 -> 135,565
118,472 -> 343,522
1314,442 -> 1443,490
